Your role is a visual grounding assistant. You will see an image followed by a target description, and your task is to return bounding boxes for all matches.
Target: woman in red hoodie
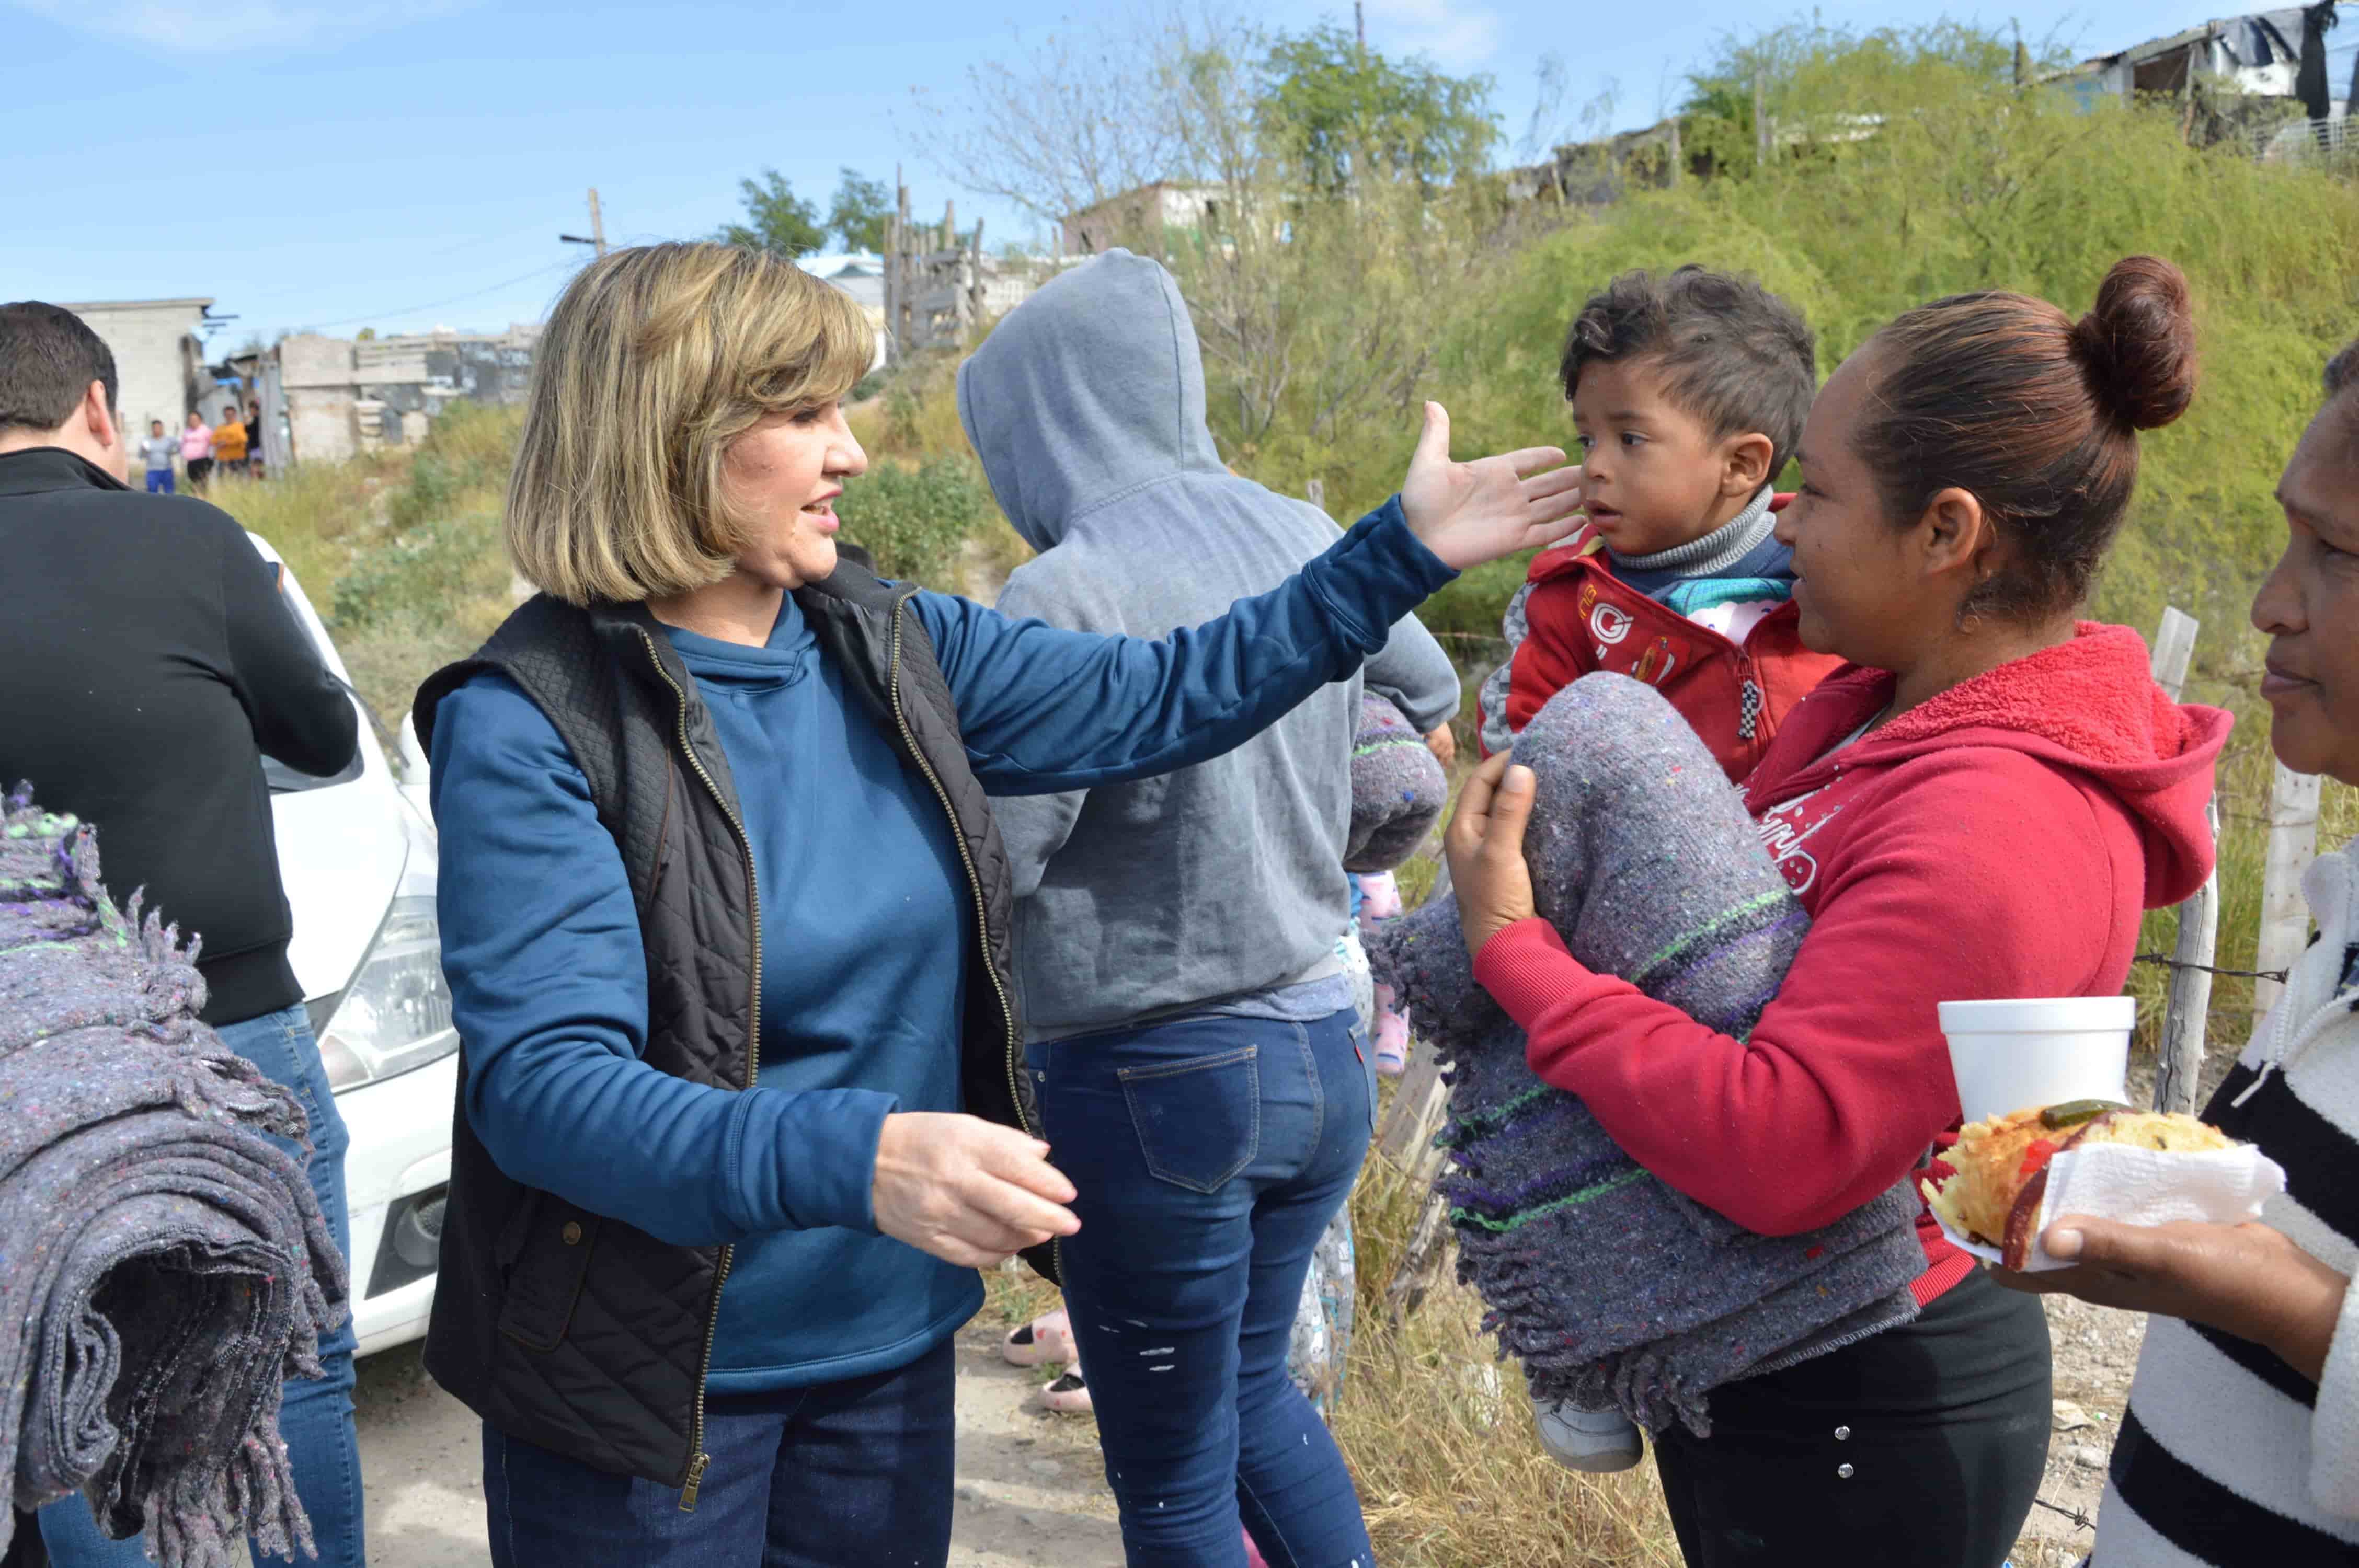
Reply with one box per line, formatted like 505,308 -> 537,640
1447,255 -> 2231,1568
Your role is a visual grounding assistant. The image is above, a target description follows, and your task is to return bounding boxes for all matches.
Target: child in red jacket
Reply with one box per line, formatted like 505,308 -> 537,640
1476,266 -> 1844,779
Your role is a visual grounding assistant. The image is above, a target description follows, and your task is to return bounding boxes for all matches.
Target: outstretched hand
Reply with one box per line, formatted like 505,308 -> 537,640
1446,750 -> 1540,961
1400,402 -> 1585,571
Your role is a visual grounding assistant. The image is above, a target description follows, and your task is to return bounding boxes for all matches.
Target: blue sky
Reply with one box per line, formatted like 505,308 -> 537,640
0,0 -> 2257,344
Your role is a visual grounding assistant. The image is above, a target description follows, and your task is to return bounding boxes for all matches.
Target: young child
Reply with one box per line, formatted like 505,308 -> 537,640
139,418 -> 177,494
1472,266 -> 1840,1474
1476,266 -> 1841,781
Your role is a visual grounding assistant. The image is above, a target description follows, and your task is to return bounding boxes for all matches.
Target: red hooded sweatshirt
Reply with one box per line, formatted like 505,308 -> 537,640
1473,622 -> 2231,1302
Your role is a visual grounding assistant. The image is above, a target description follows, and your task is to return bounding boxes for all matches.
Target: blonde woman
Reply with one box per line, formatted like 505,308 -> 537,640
413,241 -> 1581,1567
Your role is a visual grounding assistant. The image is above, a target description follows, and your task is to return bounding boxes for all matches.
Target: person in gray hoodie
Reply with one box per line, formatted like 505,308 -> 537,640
960,250 -> 1459,1567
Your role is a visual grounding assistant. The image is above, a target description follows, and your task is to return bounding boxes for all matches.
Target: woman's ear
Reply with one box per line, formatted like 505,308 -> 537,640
1916,486 -> 1991,585
1722,432 -> 1776,497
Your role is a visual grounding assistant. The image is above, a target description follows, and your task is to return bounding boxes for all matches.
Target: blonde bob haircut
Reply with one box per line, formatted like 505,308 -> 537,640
507,241 -> 875,605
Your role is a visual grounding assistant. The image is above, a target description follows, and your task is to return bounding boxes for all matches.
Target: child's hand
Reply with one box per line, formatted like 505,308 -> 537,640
1445,751 -> 1539,960
1399,402 -> 1585,571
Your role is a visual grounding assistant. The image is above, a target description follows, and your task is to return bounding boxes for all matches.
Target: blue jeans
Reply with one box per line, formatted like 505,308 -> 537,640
143,469 -> 174,494
1028,1010 -> 1377,1568
481,1337 -> 956,1567
40,1003 -> 364,1567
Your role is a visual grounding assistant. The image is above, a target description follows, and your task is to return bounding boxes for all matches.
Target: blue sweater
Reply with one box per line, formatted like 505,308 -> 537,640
428,502 -> 1453,1390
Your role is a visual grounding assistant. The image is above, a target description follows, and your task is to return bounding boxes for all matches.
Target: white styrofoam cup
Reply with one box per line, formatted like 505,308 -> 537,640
1938,996 -> 2135,1124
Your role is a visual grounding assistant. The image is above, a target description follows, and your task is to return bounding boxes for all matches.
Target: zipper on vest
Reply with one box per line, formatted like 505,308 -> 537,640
635,629 -> 758,1512
884,594 -> 1061,1279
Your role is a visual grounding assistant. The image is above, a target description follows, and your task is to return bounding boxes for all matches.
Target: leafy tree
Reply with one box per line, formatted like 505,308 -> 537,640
828,168 -> 894,253
715,168 -> 826,258
1255,23 -> 1498,194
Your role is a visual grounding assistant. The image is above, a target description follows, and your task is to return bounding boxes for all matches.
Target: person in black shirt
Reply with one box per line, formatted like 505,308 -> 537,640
0,300 -> 369,1568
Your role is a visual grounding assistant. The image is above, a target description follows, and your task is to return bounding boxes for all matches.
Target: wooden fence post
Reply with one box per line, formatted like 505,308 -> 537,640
2254,763 -> 2324,1024
2149,607 -> 2215,1115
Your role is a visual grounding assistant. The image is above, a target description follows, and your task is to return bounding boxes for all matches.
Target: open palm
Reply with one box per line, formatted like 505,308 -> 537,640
1400,402 -> 1586,571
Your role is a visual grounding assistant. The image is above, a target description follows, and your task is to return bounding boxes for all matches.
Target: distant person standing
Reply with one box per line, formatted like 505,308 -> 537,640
180,408 -> 213,487
212,401 -> 249,478
248,398 -> 268,479
139,417 -> 177,493
0,299 -> 368,1568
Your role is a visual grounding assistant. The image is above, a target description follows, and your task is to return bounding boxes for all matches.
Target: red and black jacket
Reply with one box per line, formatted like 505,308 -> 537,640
1494,504 -> 1843,783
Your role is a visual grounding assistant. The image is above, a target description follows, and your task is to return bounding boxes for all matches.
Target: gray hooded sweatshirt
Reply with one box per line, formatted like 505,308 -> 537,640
958,250 -> 1460,1044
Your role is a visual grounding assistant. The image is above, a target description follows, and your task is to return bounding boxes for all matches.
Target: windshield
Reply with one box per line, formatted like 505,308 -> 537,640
266,748 -> 366,793
265,677 -> 392,794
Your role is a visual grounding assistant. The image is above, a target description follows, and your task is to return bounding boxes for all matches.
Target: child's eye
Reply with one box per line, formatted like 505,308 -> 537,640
1620,432 -> 1644,448
1574,434 -> 1595,452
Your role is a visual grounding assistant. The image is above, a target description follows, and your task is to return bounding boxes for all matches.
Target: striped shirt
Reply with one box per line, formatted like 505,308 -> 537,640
2097,838 -> 2359,1565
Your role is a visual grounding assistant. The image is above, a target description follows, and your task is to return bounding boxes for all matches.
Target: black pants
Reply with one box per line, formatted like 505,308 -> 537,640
1653,1268 -> 2051,1568
185,457 -> 213,488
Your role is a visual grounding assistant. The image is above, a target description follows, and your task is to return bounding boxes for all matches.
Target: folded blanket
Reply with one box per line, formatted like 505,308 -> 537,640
1368,675 -> 1925,1437
0,785 -> 347,1566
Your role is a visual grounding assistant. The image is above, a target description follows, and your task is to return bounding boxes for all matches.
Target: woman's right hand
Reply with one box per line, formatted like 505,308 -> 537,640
872,1112 -> 1080,1269
1399,401 -> 1586,571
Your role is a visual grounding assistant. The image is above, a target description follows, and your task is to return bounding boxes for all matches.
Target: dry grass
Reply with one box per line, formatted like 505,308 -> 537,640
205,414 -> 523,728
1335,1154 -> 1686,1568
204,452 -> 406,599
977,1109 -> 1687,1566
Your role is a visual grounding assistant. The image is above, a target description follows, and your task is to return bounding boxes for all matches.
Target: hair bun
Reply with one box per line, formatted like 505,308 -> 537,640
2071,256 -> 2198,431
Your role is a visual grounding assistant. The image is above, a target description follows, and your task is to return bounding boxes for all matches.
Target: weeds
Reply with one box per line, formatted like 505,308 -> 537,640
835,455 -> 1000,589
207,406 -> 523,725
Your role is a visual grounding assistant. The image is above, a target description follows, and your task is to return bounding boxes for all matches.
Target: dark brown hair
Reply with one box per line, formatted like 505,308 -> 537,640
2324,337 -> 2359,442
1856,255 -> 2198,622
1560,266 -> 1818,477
0,301 -> 117,434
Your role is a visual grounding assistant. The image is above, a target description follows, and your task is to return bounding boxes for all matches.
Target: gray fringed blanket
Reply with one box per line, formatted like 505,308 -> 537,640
0,785 -> 347,1566
1369,675 -> 1926,1438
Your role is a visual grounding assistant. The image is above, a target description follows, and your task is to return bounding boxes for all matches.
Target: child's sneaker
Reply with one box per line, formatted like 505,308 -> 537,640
1371,984 -> 1411,1077
1002,1308 -> 1074,1367
1040,1366 -> 1093,1414
1533,1399 -> 1644,1472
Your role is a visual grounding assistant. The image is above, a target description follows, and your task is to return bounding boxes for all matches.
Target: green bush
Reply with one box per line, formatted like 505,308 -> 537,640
1311,37 -> 2359,670
332,511 -> 509,632
835,456 -> 996,591
387,401 -> 525,534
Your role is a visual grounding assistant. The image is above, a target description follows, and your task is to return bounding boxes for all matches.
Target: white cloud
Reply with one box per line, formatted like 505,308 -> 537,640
11,0 -> 479,55
1364,0 -> 1505,72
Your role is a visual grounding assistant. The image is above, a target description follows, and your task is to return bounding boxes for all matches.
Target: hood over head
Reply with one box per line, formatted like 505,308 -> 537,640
1759,622 -> 2232,909
956,250 -> 1229,551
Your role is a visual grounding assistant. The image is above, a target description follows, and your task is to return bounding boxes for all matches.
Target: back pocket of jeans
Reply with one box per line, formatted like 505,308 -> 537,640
1119,1045 -> 1259,1193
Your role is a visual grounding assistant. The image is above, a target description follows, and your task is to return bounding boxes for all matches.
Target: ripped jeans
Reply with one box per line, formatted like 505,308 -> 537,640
1026,1009 -> 1377,1568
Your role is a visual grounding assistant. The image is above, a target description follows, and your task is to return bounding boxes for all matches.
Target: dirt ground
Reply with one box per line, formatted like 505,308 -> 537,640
349,1323 -> 1121,1567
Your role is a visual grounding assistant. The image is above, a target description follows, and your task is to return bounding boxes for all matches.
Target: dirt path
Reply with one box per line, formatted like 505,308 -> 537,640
350,1326 -> 1121,1566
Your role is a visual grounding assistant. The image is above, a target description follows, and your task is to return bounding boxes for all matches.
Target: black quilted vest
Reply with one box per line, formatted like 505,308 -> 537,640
411,567 -> 1043,1497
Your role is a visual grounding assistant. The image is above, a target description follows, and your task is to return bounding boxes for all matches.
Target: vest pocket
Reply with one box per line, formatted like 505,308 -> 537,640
497,1193 -> 602,1352
1118,1045 -> 1259,1193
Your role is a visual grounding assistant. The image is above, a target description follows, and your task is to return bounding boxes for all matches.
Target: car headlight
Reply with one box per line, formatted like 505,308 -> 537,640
317,894 -> 457,1092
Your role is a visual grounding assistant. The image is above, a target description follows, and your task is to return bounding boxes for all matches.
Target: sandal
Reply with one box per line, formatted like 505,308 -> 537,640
1002,1308 -> 1074,1367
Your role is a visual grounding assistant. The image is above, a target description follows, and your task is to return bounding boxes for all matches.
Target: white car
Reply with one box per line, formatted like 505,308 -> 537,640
249,533 -> 456,1358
